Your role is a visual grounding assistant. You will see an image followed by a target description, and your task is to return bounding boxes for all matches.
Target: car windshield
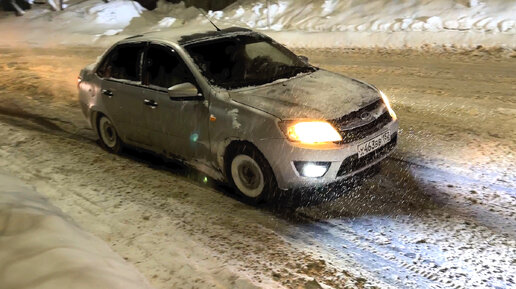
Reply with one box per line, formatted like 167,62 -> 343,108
184,34 -> 316,89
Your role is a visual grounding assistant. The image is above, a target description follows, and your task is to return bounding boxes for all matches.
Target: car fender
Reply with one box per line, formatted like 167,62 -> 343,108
210,92 -> 284,177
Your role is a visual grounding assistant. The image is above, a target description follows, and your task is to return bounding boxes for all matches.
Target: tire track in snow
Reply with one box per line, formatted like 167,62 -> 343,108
286,159 -> 515,289
285,212 -> 458,289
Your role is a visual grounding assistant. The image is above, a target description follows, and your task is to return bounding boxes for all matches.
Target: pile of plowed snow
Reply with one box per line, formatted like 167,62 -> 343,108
218,0 -> 516,33
0,0 -> 514,48
0,173 -> 153,289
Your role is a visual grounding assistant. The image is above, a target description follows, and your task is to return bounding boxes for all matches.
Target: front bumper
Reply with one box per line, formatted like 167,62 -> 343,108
257,120 -> 399,190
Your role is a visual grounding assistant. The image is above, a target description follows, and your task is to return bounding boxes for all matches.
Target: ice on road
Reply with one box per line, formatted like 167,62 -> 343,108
0,47 -> 514,289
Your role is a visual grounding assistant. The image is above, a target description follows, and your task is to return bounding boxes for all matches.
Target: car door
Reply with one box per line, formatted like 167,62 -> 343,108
96,43 -> 152,147
140,43 -> 211,161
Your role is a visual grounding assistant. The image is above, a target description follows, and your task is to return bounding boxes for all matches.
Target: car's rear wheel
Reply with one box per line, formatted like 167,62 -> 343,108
97,115 -> 122,153
226,144 -> 278,204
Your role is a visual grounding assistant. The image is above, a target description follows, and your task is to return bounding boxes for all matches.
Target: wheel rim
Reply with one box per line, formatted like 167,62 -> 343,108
231,155 -> 265,198
99,117 -> 117,148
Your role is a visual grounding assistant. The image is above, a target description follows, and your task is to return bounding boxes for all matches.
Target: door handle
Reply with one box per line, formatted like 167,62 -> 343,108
144,99 -> 158,108
102,89 -> 113,97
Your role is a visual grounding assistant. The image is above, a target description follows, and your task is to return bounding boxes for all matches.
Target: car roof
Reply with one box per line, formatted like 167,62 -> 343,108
117,27 -> 259,47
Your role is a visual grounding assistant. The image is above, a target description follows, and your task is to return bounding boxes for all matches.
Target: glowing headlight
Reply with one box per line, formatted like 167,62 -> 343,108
283,121 -> 342,143
379,90 -> 397,120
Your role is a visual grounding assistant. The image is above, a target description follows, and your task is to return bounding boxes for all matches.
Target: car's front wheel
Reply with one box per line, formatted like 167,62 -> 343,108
226,145 -> 278,204
97,115 -> 122,153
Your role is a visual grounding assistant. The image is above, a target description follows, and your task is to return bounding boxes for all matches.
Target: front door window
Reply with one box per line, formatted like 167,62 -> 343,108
143,45 -> 196,89
97,44 -> 143,82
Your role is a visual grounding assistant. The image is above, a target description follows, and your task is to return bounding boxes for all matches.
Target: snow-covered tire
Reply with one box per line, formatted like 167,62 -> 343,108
226,144 -> 278,204
97,115 -> 123,154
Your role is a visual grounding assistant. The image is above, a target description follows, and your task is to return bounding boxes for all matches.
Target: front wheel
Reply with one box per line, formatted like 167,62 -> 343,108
226,145 -> 278,204
97,115 -> 123,153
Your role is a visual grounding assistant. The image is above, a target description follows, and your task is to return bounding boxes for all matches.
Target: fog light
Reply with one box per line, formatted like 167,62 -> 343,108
294,162 -> 330,178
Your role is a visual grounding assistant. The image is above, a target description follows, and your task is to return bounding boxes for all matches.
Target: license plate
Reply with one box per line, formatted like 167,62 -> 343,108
357,130 -> 391,158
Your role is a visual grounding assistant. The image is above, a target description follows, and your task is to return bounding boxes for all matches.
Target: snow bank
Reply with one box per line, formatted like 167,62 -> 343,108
88,1 -> 144,26
220,0 -> 516,33
0,0 -> 514,49
215,0 -> 516,48
0,173 -> 153,289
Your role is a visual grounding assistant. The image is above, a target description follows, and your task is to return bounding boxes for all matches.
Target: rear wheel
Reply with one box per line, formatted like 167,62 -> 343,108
97,115 -> 122,153
226,144 -> 278,204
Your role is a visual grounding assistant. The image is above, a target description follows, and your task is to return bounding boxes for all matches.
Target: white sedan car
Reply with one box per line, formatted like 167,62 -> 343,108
78,27 -> 398,203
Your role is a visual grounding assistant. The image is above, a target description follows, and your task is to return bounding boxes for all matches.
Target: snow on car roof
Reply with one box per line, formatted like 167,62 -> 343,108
118,27 -> 255,46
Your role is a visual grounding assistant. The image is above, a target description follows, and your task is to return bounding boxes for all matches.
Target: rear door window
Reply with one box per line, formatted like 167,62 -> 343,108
97,44 -> 144,82
143,44 -> 196,89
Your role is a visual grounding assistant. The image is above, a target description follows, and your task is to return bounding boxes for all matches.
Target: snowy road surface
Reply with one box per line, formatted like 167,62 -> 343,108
0,47 -> 514,289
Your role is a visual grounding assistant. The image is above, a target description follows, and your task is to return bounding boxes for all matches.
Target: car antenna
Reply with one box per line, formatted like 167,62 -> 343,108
197,8 -> 221,31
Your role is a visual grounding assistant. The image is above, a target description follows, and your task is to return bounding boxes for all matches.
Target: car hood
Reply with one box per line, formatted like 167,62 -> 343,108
228,69 -> 381,120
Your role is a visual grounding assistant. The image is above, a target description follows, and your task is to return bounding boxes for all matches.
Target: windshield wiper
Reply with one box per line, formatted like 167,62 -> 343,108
291,65 -> 316,73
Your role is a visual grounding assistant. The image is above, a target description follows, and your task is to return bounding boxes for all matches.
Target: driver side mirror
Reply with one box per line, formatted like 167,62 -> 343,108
168,83 -> 203,100
298,55 -> 309,63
